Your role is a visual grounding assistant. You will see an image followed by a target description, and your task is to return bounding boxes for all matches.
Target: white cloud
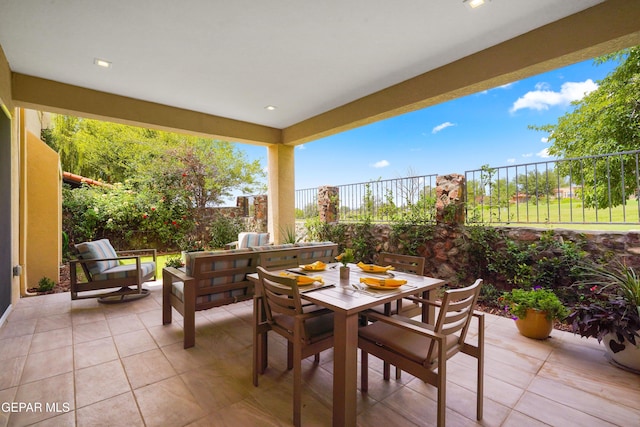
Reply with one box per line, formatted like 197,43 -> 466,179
537,148 -> 551,158
507,158 -> 516,164
541,137 -> 549,143
432,122 -> 455,134
297,145 -> 306,150
510,79 -> 598,113
371,160 -> 390,168
522,153 -> 533,158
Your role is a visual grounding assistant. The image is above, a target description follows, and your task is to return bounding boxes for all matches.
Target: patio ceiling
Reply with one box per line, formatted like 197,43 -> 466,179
1,0 -> 640,145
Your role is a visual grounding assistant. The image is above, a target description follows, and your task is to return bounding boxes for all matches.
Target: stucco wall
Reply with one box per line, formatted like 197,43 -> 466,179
25,131 -> 61,289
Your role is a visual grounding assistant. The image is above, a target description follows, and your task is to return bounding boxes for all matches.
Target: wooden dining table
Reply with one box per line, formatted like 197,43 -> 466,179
249,262 -> 445,427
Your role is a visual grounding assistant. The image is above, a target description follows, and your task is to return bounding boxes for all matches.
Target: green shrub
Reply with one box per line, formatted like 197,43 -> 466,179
164,255 -> 184,268
37,277 -> 56,292
208,216 -> 243,249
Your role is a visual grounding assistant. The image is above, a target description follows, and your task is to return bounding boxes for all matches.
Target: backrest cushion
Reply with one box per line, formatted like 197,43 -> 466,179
184,249 -> 253,276
75,239 -> 119,275
238,232 -> 270,249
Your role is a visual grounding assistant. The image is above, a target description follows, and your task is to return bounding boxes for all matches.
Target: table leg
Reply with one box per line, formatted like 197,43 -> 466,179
422,288 -> 437,324
333,311 -> 359,427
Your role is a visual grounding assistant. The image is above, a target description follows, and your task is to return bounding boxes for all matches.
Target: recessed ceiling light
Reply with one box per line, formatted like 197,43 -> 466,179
93,58 -> 112,68
465,0 -> 487,9
265,105 -> 277,111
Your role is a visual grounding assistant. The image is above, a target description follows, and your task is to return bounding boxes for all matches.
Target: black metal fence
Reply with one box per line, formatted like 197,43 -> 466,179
296,175 -> 439,222
296,150 -> 640,225
465,150 -> 640,225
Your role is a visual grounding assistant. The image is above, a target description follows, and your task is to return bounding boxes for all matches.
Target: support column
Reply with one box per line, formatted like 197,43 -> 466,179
267,144 -> 295,244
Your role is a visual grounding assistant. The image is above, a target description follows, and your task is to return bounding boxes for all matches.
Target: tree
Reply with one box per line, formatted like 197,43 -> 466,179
48,115 -> 266,204
532,47 -> 640,208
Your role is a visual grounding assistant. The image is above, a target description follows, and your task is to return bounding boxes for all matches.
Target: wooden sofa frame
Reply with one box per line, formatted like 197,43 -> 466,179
163,242 -> 338,348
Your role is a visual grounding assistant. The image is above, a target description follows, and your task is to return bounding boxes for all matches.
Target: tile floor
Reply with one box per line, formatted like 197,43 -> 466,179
1,282 -> 639,426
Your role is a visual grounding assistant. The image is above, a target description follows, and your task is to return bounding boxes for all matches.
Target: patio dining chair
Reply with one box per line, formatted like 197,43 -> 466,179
359,279 -> 484,427
253,266 -> 334,427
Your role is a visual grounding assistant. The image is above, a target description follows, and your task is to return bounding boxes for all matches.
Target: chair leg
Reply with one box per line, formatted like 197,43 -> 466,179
395,366 -> 401,379
287,342 -> 294,370
314,353 -> 320,364
293,342 -> 303,427
361,350 -> 369,392
477,315 -> 485,420
437,352 -> 446,427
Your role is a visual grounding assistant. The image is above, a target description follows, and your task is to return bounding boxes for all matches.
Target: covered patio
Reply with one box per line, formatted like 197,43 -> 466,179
1,285 -> 638,426
2,2 -> 640,426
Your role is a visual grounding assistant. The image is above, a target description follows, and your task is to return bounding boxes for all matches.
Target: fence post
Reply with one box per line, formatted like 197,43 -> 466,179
436,174 -> 465,225
254,195 -> 268,231
318,186 -> 339,223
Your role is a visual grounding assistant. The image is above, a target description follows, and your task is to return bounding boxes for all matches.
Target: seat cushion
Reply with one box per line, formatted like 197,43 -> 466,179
359,317 -> 459,365
93,261 -> 156,281
75,239 -> 119,275
171,281 -> 248,304
273,311 -> 334,344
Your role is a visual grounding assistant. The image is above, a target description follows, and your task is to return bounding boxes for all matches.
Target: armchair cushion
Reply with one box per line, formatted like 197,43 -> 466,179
93,261 -> 156,281
75,239 -> 119,274
238,232 -> 270,248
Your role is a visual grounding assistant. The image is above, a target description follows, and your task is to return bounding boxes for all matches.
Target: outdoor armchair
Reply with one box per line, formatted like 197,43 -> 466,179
359,279 -> 484,427
70,239 -> 156,303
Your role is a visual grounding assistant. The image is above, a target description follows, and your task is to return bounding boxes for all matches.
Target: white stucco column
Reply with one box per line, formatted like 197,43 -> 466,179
267,144 -> 295,244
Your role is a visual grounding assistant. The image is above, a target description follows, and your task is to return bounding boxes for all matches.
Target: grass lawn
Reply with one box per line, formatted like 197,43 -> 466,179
470,198 -> 640,231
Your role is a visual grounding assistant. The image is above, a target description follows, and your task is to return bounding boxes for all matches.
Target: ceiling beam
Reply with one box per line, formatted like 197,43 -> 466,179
10,73 -> 282,145
283,0 -> 640,146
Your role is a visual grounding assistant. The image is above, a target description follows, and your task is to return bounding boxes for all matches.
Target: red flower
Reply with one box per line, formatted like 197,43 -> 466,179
590,285 -> 598,292
142,214 -> 148,219
172,221 -> 177,225
151,207 -> 156,211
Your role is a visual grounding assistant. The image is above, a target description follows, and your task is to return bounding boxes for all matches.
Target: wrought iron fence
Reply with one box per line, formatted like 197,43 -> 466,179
295,175 -> 439,222
465,150 -> 640,225
296,151 -> 640,225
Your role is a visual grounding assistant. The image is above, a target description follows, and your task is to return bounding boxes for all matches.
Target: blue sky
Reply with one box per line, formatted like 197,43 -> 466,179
238,56 -> 618,192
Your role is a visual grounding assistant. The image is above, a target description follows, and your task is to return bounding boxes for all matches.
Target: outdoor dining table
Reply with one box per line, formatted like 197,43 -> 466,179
249,262 -> 445,427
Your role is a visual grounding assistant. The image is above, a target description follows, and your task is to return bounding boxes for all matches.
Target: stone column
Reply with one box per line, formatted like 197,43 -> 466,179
318,186 -> 339,223
435,174 -> 465,225
236,196 -> 249,217
254,195 -> 268,232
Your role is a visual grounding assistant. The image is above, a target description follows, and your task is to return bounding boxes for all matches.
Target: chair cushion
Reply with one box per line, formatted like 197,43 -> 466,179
75,239 -> 119,275
273,311 -> 334,344
238,232 -> 270,248
171,281 -> 248,304
93,261 -> 156,281
359,317 -> 459,365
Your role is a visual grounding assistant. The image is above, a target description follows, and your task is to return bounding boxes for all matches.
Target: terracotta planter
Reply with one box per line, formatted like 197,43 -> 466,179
604,333 -> 640,373
515,309 -> 553,340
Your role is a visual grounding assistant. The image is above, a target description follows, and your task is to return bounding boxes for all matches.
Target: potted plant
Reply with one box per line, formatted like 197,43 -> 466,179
336,248 -> 355,280
501,286 -> 569,339
568,261 -> 640,372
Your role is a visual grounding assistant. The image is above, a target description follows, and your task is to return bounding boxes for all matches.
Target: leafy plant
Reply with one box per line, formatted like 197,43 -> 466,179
208,216 -> 243,249
37,277 -> 56,293
280,224 -> 300,244
568,261 -> 640,346
164,255 -> 184,269
336,248 -> 355,267
500,287 -> 569,321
